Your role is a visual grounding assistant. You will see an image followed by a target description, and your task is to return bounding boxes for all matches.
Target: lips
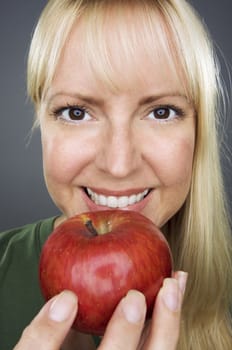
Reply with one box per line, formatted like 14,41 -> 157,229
85,188 -> 150,209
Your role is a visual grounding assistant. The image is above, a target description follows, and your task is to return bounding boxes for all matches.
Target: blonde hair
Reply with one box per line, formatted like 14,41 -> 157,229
27,0 -> 232,348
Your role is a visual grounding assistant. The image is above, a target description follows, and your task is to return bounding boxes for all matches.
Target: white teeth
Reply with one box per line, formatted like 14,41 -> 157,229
108,196 -> 118,208
99,194 -> 107,206
118,196 -> 129,208
128,194 -> 137,205
86,188 -> 149,208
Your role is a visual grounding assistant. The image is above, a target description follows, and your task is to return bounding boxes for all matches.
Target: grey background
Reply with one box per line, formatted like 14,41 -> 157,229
0,1 -> 231,231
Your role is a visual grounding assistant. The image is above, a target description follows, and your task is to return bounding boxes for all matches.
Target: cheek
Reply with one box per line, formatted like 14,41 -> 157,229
146,133 -> 195,227
151,133 -> 195,187
41,132 -> 90,184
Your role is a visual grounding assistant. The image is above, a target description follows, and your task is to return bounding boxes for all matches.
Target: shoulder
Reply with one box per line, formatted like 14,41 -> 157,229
0,217 -> 57,264
0,217 -> 57,348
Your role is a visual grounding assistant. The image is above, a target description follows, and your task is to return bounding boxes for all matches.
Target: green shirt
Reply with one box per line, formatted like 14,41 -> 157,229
0,217 -> 56,349
0,217 -> 101,349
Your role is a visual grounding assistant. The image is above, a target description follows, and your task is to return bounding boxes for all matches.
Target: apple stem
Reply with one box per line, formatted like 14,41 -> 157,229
85,220 -> 98,237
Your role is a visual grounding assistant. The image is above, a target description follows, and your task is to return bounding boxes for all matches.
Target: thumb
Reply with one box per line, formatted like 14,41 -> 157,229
14,291 -> 78,350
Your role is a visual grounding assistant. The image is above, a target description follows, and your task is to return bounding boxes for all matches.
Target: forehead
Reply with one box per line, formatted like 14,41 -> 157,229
51,4 -> 186,96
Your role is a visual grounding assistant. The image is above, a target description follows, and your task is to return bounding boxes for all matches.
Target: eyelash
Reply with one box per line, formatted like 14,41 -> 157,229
50,103 -> 186,124
147,105 -> 185,123
50,104 -> 91,123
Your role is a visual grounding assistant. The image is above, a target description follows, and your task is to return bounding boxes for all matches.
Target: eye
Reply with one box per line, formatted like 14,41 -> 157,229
54,106 -> 92,123
147,106 -> 182,122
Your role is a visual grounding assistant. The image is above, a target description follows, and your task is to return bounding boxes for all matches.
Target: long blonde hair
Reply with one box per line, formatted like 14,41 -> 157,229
27,0 -> 232,348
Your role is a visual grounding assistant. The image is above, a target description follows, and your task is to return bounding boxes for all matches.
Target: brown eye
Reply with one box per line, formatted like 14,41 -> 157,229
68,108 -> 86,120
147,106 -> 179,122
154,108 -> 172,119
57,106 -> 92,123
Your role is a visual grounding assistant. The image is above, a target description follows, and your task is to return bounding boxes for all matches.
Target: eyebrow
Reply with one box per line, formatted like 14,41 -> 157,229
46,92 -> 105,108
46,91 -> 189,108
138,93 -> 189,106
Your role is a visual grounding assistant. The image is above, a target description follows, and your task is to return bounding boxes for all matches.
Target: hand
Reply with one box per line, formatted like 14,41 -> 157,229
100,271 -> 187,350
14,272 -> 187,350
13,291 -> 78,350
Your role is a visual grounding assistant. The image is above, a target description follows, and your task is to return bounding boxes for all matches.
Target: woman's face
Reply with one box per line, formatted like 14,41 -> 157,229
39,19 -> 196,228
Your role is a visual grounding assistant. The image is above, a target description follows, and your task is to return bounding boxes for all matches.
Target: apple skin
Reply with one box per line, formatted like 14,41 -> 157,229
39,210 -> 172,335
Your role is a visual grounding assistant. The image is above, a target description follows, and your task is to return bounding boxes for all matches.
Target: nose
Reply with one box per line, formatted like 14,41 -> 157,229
95,120 -> 141,178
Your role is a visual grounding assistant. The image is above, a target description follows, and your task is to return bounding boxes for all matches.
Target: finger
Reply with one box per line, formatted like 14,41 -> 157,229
14,290 -> 78,350
99,290 -> 146,350
172,271 -> 188,295
144,272 -> 187,350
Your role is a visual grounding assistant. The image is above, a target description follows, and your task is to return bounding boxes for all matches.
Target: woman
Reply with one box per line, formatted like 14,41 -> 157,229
1,0 -> 231,349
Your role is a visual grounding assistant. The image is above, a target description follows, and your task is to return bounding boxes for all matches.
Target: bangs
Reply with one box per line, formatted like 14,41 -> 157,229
29,0 -> 217,114
74,0 -> 192,98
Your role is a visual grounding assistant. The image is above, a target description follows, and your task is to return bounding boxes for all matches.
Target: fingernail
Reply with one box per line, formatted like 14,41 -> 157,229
121,290 -> 146,324
176,271 -> 188,294
161,279 -> 181,312
49,291 -> 77,322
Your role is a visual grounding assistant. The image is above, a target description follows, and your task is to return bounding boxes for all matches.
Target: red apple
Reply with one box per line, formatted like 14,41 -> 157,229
39,210 -> 172,335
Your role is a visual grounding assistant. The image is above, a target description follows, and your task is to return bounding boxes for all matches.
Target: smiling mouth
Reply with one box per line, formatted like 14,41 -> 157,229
85,188 -> 150,209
